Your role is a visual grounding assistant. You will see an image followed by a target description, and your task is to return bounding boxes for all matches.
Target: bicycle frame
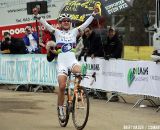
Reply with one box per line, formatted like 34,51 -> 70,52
66,72 -> 84,110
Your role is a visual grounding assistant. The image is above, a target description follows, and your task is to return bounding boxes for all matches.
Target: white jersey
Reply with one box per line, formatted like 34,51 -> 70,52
39,16 -> 94,52
39,16 -> 94,75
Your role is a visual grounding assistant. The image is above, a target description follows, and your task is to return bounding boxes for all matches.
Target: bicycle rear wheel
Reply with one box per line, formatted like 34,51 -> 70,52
72,86 -> 89,130
58,98 -> 70,127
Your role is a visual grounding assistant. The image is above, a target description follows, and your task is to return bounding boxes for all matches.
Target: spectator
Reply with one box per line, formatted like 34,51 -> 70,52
78,26 -> 107,99
104,26 -> 123,102
78,26 -> 104,61
23,24 -> 39,53
46,40 -> 57,62
0,32 -> 27,54
104,26 -> 123,59
39,23 -> 56,54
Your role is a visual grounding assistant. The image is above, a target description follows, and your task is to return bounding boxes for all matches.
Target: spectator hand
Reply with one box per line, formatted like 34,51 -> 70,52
32,7 -> 39,15
104,54 -> 110,60
84,54 -> 87,62
32,7 -> 40,19
78,55 -> 81,61
91,54 -> 95,59
39,43 -> 45,48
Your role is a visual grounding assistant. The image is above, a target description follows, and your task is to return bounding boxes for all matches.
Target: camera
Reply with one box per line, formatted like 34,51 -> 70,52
50,46 -> 55,50
5,37 -> 10,42
25,28 -> 31,33
25,28 -> 29,31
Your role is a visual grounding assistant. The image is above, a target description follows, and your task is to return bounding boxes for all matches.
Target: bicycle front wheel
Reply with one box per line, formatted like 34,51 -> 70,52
72,86 -> 89,130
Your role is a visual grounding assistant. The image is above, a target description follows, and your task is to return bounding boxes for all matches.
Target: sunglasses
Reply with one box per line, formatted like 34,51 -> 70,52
61,20 -> 71,23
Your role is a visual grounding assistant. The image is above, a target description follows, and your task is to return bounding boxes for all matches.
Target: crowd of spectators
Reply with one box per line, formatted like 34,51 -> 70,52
0,24 -> 123,60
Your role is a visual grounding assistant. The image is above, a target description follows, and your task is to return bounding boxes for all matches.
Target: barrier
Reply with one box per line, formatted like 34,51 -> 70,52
0,54 -> 160,108
0,54 -> 160,109
80,58 -> 160,98
1,54 -> 160,98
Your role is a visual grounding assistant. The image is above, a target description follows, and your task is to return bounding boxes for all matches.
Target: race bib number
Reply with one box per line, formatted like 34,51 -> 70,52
61,43 -> 72,52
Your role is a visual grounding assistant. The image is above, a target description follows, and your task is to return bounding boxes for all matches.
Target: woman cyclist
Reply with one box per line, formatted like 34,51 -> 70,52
33,6 -> 99,121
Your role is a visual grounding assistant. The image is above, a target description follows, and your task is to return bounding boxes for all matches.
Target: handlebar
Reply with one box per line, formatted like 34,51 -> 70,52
72,72 -> 96,80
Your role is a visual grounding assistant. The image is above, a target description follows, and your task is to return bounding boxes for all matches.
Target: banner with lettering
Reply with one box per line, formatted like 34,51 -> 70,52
81,58 -> 160,97
60,0 -> 134,22
0,20 -> 58,41
0,54 -> 58,86
0,0 -> 67,40
0,55 -> 160,97
60,0 -> 104,22
101,0 -> 133,15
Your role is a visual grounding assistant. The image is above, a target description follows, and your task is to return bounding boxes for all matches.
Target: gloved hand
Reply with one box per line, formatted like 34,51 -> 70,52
104,55 -> 110,60
47,50 -> 57,62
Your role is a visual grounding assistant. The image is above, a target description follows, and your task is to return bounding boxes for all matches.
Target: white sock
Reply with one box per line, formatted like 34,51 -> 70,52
58,106 -> 64,115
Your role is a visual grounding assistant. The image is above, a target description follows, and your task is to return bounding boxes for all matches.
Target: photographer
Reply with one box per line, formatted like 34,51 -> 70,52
1,32 -> 27,54
46,41 -> 58,62
23,24 -> 39,53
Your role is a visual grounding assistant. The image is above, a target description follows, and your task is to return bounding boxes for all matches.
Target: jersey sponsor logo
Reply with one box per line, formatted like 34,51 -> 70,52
61,43 -> 72,52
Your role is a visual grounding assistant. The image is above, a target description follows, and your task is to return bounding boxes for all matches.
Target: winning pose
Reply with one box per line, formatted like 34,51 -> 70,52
33,6 -> 99,121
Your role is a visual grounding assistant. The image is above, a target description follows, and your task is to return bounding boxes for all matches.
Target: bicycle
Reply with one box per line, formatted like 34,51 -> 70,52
57,66 -> 96,130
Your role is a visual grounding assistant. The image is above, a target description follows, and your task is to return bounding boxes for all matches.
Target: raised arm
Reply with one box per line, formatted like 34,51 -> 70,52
77,5 -> 100,31
32,8 -> 56,33
77,15 -> 95,31
39,18 -> 56,33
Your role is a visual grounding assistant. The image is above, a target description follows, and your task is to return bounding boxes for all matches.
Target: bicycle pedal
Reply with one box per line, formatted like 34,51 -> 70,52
76,106 -> 85,109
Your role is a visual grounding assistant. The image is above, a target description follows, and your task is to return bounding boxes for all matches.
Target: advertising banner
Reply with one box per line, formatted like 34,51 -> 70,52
81,58 -> 160,97
0,54 -> 58,86
0,0 -> 67,40
0,55 -> 160,97
101,0 -> 132,15
60,0 -> 103,22
0,19 -> 58,41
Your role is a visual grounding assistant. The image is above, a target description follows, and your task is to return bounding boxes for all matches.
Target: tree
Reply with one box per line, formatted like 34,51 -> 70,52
114,0 -> 155,45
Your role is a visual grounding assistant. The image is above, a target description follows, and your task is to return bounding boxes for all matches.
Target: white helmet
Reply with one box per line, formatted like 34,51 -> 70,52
58,13 -> 71,22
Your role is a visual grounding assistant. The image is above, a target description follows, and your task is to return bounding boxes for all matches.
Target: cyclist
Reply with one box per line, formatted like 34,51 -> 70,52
33,6 -> 100,121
